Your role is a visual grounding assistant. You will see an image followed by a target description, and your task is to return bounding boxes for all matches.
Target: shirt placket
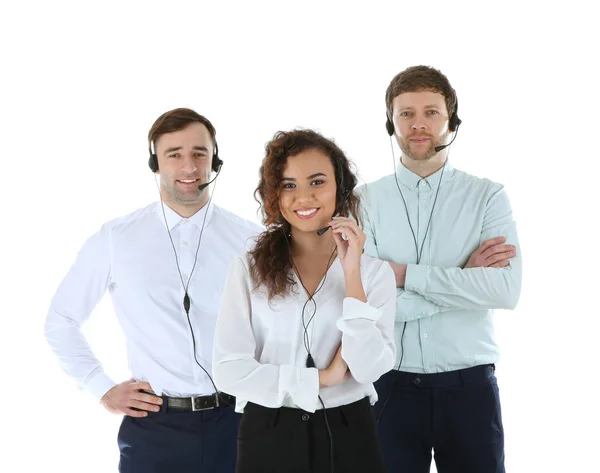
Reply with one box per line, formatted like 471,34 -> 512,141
416,179 -> 434,372
178,219 -> 199,371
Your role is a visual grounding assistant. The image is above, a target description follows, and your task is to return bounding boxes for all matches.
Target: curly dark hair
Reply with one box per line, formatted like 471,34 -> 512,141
249,129 -> 361,301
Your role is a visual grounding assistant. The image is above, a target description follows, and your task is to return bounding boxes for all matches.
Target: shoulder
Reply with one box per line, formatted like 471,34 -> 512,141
98,202 -> 158,236
356,175 -> 397,216
212,205 -> 263,234
357,174 -> 396,199
451,168 -> 505,198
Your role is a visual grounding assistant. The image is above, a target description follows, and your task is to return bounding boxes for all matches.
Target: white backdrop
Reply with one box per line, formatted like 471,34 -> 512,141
1,1 -> 598,472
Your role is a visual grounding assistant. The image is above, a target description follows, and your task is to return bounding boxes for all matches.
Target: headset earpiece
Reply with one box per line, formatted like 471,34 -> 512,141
212,157 -> 223,173
449,100 -> 462,132
212,142 -> 223,173
449,113 -> 462,132
148,153 -> 159,173
385,116 -> 394,136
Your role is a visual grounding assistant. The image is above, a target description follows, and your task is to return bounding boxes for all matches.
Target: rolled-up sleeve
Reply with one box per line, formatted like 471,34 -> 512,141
337,261 -> 397,384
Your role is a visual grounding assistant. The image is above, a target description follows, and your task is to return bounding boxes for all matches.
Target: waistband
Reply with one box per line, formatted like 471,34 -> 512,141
387,364 -> 496,389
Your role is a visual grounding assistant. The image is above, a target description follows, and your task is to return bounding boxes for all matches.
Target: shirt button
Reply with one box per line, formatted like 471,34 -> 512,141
183,241 -> 188,246
423,332 -> 429,339
183,220 -> 189,224
183,274 -> 189,281
301,413 -> 309,421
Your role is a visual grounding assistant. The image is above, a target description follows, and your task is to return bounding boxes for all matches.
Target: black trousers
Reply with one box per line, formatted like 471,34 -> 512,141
373,364 -> 505,473
117,399 -> 240,473
236,397 -> 386,473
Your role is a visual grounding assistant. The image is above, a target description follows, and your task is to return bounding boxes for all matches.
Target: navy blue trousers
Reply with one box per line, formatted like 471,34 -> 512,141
373,364 -> 505,473
117,401 -> 240,473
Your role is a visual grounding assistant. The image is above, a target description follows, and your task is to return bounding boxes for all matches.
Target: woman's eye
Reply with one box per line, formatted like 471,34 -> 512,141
311,180 -> 325,186
282,183 -> 295,189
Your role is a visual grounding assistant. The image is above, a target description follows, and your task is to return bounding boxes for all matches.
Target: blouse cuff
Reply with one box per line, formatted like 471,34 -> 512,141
339,297 -> 381,322
280,365 -> 320,412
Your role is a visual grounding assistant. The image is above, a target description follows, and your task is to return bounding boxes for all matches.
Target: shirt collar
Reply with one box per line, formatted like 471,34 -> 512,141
395,159 -> 455,191
155,200 -> 215,230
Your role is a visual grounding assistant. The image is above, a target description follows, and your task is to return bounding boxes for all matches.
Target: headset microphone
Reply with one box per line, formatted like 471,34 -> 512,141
316,187 -> 350,236
316,225 -> 331,236
434,125 -> 460,152
197,158 -> 223,190
197,170 -> 220,190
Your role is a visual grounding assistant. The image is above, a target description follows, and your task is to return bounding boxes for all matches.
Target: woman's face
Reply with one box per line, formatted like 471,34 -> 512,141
278,148 -> 338,234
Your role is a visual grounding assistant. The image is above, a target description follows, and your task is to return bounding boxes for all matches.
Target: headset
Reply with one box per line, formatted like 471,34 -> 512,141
386,99 -> 462,138
316,157 -> 352,236
148,140 -> 224,174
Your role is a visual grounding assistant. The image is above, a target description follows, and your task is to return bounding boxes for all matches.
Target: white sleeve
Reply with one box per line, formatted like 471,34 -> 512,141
213,257 -> 320,412
337,261 -> 397,384
44,225 -> 116,400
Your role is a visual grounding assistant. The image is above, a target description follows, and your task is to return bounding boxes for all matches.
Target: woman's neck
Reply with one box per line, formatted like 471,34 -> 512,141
289,228 -> 336,258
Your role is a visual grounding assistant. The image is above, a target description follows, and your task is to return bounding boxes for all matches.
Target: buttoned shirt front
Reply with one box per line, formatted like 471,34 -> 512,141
45,202 -> 262,399
359,161 -> 522,373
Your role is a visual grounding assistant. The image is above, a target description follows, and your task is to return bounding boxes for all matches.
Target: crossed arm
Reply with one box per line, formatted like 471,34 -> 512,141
363,186 -> 522,322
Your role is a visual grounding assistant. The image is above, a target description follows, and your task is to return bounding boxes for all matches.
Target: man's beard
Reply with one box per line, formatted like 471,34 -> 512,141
398,133 -> 448,161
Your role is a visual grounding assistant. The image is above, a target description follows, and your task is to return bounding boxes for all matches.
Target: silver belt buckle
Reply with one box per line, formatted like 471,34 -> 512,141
191,395 -> 211,412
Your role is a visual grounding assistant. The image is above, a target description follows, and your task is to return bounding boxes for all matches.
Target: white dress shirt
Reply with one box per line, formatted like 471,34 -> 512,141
359,161 -> 522,373
213,253 -> 397,413
45,201 -> 262,400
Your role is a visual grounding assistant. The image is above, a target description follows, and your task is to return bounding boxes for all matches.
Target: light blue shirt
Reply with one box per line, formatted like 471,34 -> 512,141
359,161 -> 522,374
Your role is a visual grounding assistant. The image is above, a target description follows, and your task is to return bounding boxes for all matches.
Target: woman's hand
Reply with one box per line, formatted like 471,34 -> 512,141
330,217 -> 365,275
319,345 -> 351,387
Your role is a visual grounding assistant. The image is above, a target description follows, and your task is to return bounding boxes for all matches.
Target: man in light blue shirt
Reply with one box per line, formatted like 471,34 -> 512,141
360,65 -> 521,473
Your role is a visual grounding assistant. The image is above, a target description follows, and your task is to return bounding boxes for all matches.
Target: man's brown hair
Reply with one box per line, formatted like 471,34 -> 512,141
148,108 -> 217,156
385,65 -> 458,122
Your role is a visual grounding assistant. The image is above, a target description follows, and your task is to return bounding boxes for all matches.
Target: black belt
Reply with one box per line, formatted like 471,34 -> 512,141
165,393 -> 235,412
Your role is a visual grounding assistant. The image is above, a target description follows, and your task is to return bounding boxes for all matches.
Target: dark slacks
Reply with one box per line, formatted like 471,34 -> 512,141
373,364 -> 505,473
236,397 -> 386,473
117,400 -> 240,473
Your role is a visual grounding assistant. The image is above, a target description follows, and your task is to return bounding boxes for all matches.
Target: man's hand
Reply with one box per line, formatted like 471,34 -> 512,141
464,236 -> 516,269
100,379 -> 163,418
319,345 -> 351,387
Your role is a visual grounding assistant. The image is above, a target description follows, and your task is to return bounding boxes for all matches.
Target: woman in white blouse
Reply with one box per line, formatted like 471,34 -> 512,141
213,129 -> 397,473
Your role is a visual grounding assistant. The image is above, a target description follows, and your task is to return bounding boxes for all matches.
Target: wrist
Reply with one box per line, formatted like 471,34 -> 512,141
318,369 -> 330,388
392,263 -> 407,288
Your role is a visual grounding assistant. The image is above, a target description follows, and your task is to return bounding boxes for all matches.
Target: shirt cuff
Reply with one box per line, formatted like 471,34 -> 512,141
281,365 -> 320,413
405,263 -> 428,294
339,297 -> 381,322
84,370 -> 116,401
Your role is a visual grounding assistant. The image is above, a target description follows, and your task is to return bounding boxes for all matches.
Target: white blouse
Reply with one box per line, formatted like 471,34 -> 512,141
213,253 -> 397,413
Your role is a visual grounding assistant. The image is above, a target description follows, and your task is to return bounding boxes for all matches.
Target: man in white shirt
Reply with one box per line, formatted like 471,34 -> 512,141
360,66 -> 522,473
45,108 -> 261,473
